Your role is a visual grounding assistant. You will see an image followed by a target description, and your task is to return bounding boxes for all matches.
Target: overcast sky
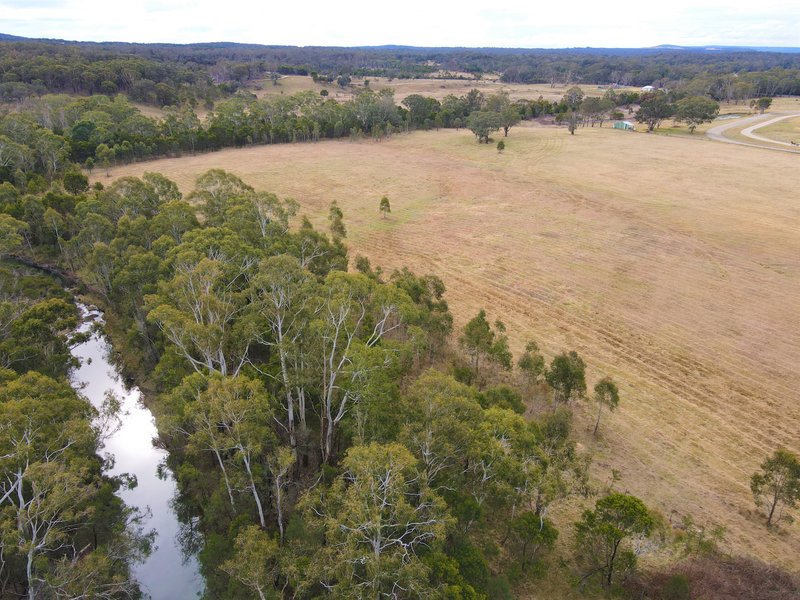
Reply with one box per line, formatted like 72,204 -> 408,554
1,0 -> 798,48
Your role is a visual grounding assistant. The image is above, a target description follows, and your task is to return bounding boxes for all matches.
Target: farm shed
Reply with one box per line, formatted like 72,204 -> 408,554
613,121 -> 636,131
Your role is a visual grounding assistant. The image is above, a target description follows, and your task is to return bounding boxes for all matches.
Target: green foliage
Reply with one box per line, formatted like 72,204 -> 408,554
0,213 -> 28,257
750,448 -> 800,526
379,195 -> 391,218
636,92 -> 675,131
328,200 -> 346,239
674,96 -> 720,132
477,385 -> 525,414
591,375 -> 620,435
459,310 -> 512,384
62,171 -> 90,194
545,351 -> 586,406
298,443 -> 452,598
466,111 -> 502,143
220,526 -> 280,600
752,97 -> 773,113
517,340 -> 545,387
574,493 -> 654,588
509,512 -> 559,570
486,575 -> 514,600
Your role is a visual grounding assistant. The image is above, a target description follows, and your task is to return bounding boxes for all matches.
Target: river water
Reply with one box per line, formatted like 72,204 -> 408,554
70,303 -> 204,599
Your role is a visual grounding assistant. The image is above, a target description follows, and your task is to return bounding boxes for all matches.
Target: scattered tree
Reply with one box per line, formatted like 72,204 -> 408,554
328,200 -> 346,239
466,111 -> 502,143
751,97 -> 773,114
379,195 -> 391,218
592,376 -> 620,435
750,448 -> 800,526
517,341 -> 545,388
636,92 -> 675,131
674,96 -> 720,133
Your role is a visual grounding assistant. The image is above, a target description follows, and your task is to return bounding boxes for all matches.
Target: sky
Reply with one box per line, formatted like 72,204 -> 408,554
1,0 -> 799,48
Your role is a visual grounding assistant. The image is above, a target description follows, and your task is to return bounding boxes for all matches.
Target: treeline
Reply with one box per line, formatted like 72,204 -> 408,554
0,82 -> 744,188
0,260 -> 149,598
3,37 -> 800,106
0,88 -> 538,183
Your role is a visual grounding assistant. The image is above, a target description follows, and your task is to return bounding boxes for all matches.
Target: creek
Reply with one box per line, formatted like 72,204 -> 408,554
70,302 -> 204,599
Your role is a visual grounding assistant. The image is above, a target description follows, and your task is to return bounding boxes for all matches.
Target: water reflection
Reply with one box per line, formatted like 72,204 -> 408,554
70,304 -> 204,599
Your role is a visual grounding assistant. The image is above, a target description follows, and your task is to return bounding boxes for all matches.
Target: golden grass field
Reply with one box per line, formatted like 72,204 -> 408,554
101,122 -> 800,571
253,74 -> 642,103
756,115 -> 800,144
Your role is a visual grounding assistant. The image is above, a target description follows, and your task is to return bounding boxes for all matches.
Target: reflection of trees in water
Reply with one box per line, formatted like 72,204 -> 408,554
172,495 -> 205,561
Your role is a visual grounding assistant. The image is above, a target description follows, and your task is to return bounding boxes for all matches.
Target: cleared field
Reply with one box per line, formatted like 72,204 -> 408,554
102,124 -> 800,569
252,74 -> 640,103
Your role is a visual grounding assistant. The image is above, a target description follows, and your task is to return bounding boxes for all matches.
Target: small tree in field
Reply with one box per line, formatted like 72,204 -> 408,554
751,97 -> 773,114
591,376 -> 619,435
328,200 -> 346,239
567,110 -> 578,135
379,195 -> 391,219
466,110 -> 502,143
750,448 -> 800,526
496,140 -> 505,153
674,96 -> 720,133
459,309 -> 512,383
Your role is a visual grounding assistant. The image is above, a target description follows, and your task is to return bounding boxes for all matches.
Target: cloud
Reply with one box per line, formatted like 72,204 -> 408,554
0,0 -> 798,47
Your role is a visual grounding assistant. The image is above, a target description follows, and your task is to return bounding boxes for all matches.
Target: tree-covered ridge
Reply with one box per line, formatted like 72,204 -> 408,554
2,36 -> 800,103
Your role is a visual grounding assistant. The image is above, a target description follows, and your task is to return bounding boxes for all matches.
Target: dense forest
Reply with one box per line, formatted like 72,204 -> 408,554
2,36 -> 800,104
0,260 -> 150,598
1,36 -> 799,599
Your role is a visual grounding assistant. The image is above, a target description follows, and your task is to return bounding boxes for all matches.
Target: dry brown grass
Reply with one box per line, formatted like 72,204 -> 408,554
251,74 -> 639,103
100,123 -> 800,570
756,116 -> 800,144
634,554 -> 800,600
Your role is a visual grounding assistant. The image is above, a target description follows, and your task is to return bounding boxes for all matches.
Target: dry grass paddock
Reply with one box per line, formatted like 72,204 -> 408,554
100,122 -> 800,570
253,74 -> 641,103
756,115 -> 800,144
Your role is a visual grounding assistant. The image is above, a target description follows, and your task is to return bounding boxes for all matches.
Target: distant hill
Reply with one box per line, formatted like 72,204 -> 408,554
654,44 -> 800,53
1,33 -> 799,55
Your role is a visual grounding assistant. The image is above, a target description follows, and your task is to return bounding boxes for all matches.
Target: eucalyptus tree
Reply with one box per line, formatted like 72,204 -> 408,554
313,272 -> 415,462
184,375 -> 275,528
574,493 -> 654,588
751,448 -> 800,526
0,373 -> 140,599
545,351 -> 586,407
146,228 -> 260,377
300,443 -> 452,598
591,376 -> 620,435
250,255 -> 318,451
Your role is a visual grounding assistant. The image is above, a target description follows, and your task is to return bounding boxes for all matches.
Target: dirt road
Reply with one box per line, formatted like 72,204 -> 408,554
706,113 -> 800,153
